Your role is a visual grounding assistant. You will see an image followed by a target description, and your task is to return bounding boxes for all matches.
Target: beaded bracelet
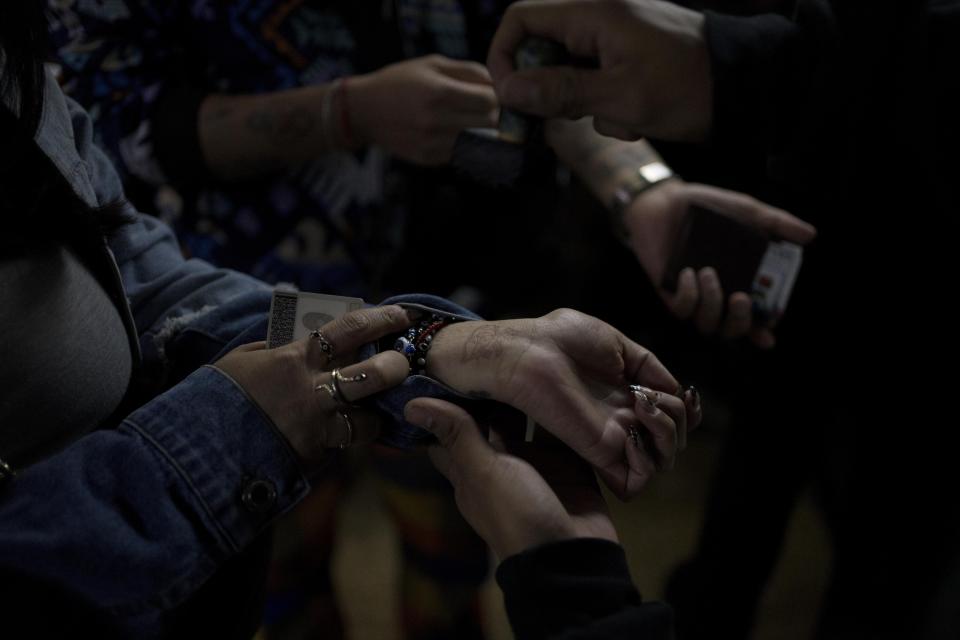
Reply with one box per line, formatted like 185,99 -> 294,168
394,313 -> 458,375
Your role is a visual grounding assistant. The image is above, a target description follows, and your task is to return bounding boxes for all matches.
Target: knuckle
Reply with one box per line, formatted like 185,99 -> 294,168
340,309 -> 372,334
546,307 -> 581,325
366,358 -> 390,388
372,305 -> 404,330
427,84 -> 452,107
463,60 -> 488,76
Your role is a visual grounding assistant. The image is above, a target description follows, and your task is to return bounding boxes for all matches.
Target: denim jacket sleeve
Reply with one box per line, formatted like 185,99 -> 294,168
0,366 -> 309,637
0,77 -> 483,634
61,90 -> 275,385
65,79 -> 497,444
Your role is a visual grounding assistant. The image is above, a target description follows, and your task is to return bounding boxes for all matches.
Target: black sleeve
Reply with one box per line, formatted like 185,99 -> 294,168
702,1 -> 837,156
495,538 -> 674,640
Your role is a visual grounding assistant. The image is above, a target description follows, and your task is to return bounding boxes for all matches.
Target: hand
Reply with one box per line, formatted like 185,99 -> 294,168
404,398 -> 617,560
624,181 -> 817,348
425,309 -> 703,498
349,55 -> 500,165
213,306 -> 412,467
488,0 -> 712,141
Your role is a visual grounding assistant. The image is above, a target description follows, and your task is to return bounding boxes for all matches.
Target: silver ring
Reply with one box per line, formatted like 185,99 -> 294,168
329,368 -> 350,408
310,328 -> 334,359
336,370 -> 367,384
336,410 -> 354,449
315,382 -> 336,399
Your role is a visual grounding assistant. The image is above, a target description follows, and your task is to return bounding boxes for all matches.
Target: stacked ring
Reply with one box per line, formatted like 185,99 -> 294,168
315,368 -> 366,449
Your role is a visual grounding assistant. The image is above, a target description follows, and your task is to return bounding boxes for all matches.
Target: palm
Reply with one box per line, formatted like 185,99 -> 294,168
623,180 -> 689,287
501,310 -> 678,497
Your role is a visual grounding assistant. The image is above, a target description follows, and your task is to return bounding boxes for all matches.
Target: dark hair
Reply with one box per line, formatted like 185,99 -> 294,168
0,2 -> 49,135
1,3 -> 132,252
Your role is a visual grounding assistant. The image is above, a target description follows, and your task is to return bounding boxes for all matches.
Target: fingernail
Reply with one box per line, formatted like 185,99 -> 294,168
404,307 -> 424,323
686,385 -> 700,410
636,390 -> 659,414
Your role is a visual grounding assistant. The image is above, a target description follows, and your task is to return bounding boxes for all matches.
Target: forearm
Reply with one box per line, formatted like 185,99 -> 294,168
548,118 -> 674,207
425,318 -> 534,401
198,84 -> 351,181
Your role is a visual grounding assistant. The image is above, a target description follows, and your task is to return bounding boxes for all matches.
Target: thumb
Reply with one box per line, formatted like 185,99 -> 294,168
404,398 -> 491,481
498,66 -> 608,119
685,184 -> 818,245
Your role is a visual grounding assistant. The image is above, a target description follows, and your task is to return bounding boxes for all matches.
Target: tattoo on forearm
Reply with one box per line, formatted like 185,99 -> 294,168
461,325 -> 522,363
245,107 -> 316,144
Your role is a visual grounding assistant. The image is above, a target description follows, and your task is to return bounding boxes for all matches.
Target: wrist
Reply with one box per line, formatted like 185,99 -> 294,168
422,320 -> 484,393
607,164 -> 678,241
344,72 -> 376,148
426,319 -> 537,401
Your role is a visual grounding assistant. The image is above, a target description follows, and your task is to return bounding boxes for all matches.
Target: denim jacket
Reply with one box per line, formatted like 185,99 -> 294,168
0,69 -> 476,636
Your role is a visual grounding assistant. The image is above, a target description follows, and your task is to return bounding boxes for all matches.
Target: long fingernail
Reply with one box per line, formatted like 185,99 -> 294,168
685,385 -> 700,410
636,390 -> 659,414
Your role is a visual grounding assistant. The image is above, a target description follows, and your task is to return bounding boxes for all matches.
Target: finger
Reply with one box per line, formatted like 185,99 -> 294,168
684,184 -> 817,244
432,105 -> 499,131
694,267 -> 724,334
634,386 -> 688,454
431,57 -> 494,85
632,390 -> 679,471
232,341 -> 266,353
620,336 -> 679,394
496,65 -> 612,119
591,414 -> 657,500
589,424 -> 635,500
425,443 -> 454,482
662,267 -> 698,319
593,117 -> 642,141
312,305 -> 413,362
322,350 -> 410,404
323,406 -> 381,449
683,386 -> 703,436
488,0 -> 603,84
622,427 -> 659,494
436,78 -> 500,114
750,327 -> 777,350
721,292 -> 753,339
404,398 -> 493,484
